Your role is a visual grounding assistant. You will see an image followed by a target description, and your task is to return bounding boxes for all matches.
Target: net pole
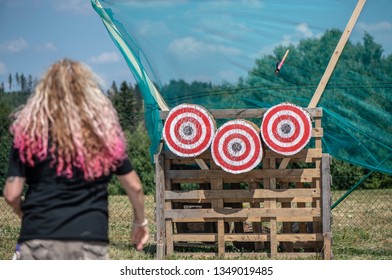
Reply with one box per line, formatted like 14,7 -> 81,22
308,0 -> 366,108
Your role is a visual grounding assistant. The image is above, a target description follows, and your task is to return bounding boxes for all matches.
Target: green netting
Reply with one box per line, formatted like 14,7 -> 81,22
91,0 -> 392,174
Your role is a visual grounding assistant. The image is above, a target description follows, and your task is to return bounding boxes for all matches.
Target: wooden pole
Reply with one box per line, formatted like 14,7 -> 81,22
155,154 -> 166,259
308,0 -> 366,108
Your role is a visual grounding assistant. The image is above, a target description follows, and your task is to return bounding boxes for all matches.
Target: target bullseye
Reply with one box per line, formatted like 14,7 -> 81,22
163,104 -> 216,157
211,120 -> 263,174
261,103 -> 312,155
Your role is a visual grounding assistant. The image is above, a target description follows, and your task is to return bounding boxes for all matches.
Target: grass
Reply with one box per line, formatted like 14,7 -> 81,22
330,189 -> 392,260
1,189 -> 391,260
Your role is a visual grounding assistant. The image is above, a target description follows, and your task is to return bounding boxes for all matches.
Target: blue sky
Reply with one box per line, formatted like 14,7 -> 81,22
1,0 -> 391,91
0,0 -> 131,91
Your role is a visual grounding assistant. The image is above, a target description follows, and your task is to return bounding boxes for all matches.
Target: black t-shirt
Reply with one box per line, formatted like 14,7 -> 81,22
7,147 -> 133,243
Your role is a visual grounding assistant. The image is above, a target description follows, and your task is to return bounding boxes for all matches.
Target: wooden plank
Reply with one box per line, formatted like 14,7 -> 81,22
164,196 -> 315,204
195,159 -> 209,170
225,234 -> 268,242
166,168 -> 320,180
217,220 -> 225,257
322,154 -> 332,235
164,158 -> 175,256
295,183 -> 307,234
165,189 -> 321,201
171,252 -> 321,259
170,216 -> 322,223
278,233 -> 323,242
280,181 -> 293,251
265,148 -> 322,161
154,154 -> 166,259
160,108 -> 323,119
250,182 -> 263,250
323,233 -> 333,260
312,128 -> 323,138
173,233 -> 217,242
166,208 -> 321,219
165,220 -> 174,255
269,158 -> 278,258
223,233 -> 322,242
162,149 -> 211,160
164,147 -> 323,161
308,0 -> 366,108
170,177 -> 317,184
210,180 -> 224,208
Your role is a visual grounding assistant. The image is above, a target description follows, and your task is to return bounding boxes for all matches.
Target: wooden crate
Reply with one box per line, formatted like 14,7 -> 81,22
155,108 -> 332,259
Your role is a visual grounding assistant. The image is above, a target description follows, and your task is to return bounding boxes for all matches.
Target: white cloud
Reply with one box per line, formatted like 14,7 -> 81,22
0,37 -> 28,53
54,0 -> 91,15
0,0 -> 40,7
89,52 -> 120,64
255,23 -> 315,57
119,0 -> 186,8
168,36 -> 242,58
0,62 -> 8,75
357,21 -> 392,32
138,20 -> 171,37
207,0 -> 263,9
35,42 -> 58,52
296,23 -> 313,38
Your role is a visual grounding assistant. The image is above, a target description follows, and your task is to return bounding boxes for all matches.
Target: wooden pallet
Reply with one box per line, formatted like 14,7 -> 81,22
155,108 -> 332,259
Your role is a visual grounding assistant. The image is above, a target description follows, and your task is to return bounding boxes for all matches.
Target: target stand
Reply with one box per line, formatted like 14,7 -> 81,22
155,107 -> 332,260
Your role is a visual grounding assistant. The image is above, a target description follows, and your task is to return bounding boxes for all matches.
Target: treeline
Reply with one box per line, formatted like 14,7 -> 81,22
0,73 -> 37,94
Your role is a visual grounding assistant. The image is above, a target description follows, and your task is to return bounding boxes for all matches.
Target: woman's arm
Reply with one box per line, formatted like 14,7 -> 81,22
3,176 -> 25,219
116,171 -> 149,251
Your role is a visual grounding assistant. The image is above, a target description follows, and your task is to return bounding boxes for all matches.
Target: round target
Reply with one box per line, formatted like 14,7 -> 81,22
211,120 -> 263,174
261,103 -> 312,155
163,104 -> 216,157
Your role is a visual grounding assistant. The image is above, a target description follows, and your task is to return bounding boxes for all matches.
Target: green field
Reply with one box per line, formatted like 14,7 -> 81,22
1,189 -> 391,260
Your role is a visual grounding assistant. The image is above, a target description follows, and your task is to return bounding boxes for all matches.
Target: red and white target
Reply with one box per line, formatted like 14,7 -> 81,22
163,104 -> 216,157
211,120 -> 263,174
261,103 -> 312,156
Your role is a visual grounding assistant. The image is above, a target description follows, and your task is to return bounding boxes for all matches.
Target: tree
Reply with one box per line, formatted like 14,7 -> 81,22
107,81 -> 118,97
27,75 -> 34,92
20,73 -> 27,93
134,84 -> 143,113
15,72 -> 20,91
8,73 -> 12,91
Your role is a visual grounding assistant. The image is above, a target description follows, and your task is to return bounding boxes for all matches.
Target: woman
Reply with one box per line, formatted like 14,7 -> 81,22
3,58 -> 148,259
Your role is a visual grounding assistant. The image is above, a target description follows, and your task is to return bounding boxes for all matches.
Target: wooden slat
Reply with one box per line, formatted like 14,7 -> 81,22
323,233 -> 333,260
154,154 -> 166,259
166,196 -> 315,203
170,216 -> 322,223
322,154 -> 332,235
217,220 -> 225,257
164,148 -> 323,161
166,168 -> 320,180
173,233 -> 217,242
277,233 -> 323,242
160,108 -> 323,119
225,233 -> 268,242
312,128 -> 323,137
165,220 -> 173,255
264,148 -> 322,160
165,188 -> 320,201
223,233 -> 323,242
171,252 -> 321,259
165,208 -> 321,219
308,0 -> 366,108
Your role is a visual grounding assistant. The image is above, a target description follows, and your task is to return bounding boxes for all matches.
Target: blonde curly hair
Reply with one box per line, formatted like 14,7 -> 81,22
10,58 -> 127,180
